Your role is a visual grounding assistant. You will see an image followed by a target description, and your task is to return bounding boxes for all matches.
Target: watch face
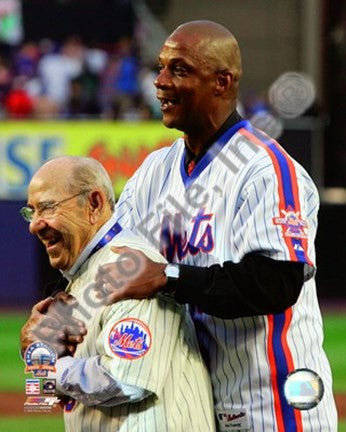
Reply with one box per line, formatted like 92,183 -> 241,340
165,264 -> 180,279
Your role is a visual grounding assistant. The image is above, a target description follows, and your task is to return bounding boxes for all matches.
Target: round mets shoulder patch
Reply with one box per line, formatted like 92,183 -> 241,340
108,318 -> 152,360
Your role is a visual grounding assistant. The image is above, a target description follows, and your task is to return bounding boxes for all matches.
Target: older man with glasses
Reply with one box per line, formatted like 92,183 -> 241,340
19,155 -> 215,432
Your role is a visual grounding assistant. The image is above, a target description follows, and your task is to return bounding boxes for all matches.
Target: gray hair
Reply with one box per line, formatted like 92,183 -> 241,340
59,156 -> 115,211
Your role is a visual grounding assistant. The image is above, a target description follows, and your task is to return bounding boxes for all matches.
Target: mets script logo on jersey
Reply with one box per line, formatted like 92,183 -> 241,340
160,208 -> 214,261
273,206 -> 308,239
108,318 -> 152,360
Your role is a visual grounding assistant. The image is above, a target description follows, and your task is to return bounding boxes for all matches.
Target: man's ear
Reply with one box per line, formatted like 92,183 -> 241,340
215,70 -> 233,96
88,190 -> 104,223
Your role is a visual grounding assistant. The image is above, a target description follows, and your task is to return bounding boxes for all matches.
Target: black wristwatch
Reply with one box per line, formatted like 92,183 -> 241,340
163,263 -> 180,296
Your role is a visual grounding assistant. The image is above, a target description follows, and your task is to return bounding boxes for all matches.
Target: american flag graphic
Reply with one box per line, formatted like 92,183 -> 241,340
26,379 -> 40,395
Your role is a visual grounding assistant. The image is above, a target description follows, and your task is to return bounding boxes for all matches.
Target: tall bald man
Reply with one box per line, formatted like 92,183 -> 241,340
20,156 -> 216,432
97,21 -> 338,431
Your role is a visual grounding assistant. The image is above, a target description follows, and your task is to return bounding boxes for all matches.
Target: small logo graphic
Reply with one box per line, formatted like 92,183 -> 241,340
42,379 -> 56,394
24,342 -> 57,377
284,368 -> 324,410
25,379 -> 40,395
273,206 -> 308,239
216,409 -> 249,430
24,396 -> 60,413
108,318 -> 152,360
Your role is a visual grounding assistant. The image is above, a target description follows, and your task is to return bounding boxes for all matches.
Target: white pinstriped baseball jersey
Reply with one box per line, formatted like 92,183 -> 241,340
114,120 -> 338,431
63,233 -> 216,432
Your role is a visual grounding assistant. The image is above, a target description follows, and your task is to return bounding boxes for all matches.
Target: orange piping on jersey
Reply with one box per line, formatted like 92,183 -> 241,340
281,308 -> 303,432
284,145 -> 312,266
267,314 -> 286,432
239,128 -> 312,266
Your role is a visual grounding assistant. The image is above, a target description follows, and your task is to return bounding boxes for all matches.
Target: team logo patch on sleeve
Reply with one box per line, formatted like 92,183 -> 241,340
273,206 -> 308,239
108,318 -> 152,360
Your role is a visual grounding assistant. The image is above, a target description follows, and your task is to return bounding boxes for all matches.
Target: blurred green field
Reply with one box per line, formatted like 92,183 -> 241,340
0,311 -> 345,432
322,312 -> 346,393
0,416 -> 64,432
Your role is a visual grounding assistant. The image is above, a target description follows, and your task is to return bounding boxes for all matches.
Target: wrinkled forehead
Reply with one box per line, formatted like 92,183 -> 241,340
28,170 -> 67,203
30,160 -> 73,190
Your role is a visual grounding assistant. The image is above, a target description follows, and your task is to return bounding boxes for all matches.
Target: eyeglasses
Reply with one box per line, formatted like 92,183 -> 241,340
20,191 -> 88,223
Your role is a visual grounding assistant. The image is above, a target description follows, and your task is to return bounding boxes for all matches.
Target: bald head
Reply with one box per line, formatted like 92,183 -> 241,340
168,20 -> 242,89
33,156 -> 115,211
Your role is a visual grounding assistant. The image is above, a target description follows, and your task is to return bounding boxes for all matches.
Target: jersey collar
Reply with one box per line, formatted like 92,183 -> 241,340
180,118 -> 249,188
184,110 -> 242,168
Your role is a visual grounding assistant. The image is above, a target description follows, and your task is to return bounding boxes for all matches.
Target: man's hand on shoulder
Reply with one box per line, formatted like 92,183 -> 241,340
20,292 -> 87,358
94,246 -> 167,304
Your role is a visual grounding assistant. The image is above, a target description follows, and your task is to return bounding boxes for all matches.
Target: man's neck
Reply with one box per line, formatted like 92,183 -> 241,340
62,213 -> 120,281
184,109 -> 238,155
184,109 -> 241,163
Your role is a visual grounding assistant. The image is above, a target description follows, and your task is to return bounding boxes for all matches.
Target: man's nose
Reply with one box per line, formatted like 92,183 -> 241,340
29,215 -> 48,235
154,68 -> 172,89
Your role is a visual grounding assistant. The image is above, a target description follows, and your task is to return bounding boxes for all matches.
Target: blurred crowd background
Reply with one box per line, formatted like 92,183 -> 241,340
0,0 -> 345,187
0,1 -> 162,121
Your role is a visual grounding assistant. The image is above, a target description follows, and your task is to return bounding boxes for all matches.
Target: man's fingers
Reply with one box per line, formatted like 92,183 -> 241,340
48,295 -> 77,317
66,345 -> 77,355
61,315 -> 87,329
62,323 -> 87,337
21,294 -> 86,359
94,247 -> 158,304
53,292 -> 78,307
97,247 -> 145,283
105,289 -> 129,305
38,315 -> 61,330
33,325 -> 65,341
54,344 -> 72,358
94,281 -> 126,304
32,297 -> 55,314
97,263 -> 114,277
110,246 -> 129,255
94,280 -> 120,300
95,263 -> 116,285
65,334 -> 84,344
